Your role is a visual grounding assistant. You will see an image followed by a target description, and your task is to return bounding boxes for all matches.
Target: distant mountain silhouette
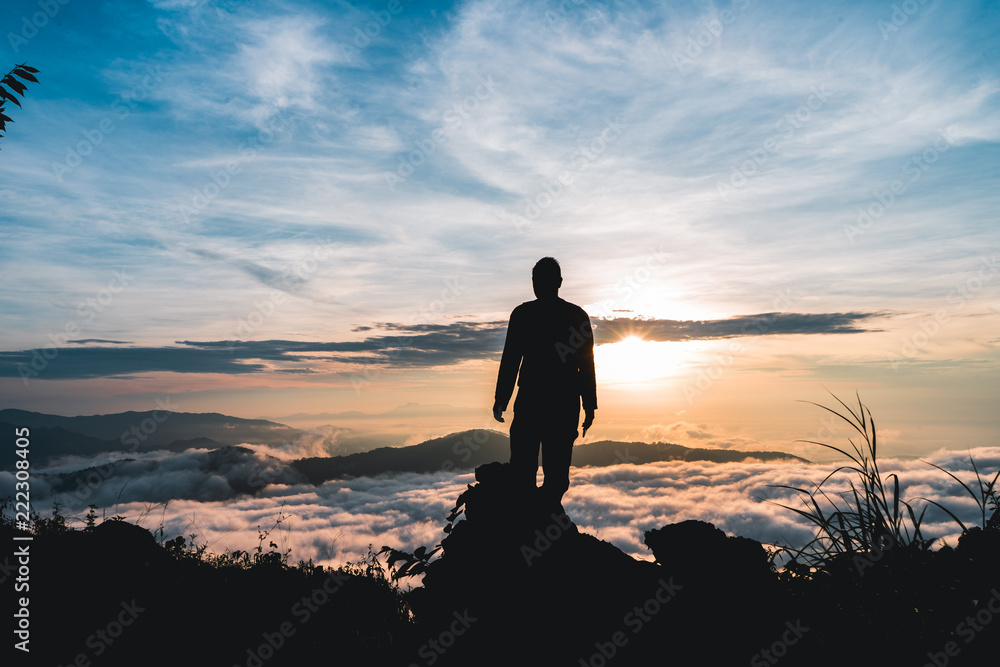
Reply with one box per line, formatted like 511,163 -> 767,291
0,408 -> 302,452
571,439 -> 809,466
158,436 -> 231,450
0,417 -> 238,468
0,408 -> 435,464
4,409 -> 807,478
0,421 -> 127,467
291,429 -> 511,482
24,424 -> 807,506
6,408 -> 810,509
291,431 -> 808,484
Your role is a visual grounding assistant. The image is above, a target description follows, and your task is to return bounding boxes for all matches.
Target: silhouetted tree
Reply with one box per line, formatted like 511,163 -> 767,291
0,63 -> 40,147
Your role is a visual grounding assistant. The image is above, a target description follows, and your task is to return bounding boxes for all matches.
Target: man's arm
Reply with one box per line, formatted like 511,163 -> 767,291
579,310 -> 597,435
582,409 -> 595,436
493,309 -> 522,422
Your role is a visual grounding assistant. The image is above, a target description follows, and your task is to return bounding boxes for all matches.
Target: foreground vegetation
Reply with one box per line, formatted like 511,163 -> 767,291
761,395 -> 1000,665
2,502 -> 414,666
3,395 -> 998,666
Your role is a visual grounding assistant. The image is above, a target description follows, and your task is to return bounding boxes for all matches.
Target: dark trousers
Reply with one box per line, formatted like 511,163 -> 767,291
509,393 -> 580,501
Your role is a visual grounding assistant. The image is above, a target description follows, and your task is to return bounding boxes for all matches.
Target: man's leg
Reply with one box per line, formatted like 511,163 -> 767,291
509,409 -> 542,490
540,402 -> 580,504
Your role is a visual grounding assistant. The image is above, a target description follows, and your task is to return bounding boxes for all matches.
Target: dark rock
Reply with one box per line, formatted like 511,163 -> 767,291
407,461 -> 786,666
644,519 -> 776,591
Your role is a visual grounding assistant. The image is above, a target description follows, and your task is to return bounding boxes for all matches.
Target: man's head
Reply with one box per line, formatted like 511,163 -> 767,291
532,257 -> 562,298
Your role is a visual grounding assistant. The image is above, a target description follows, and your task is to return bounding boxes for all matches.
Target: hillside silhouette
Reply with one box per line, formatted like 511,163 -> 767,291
290,430 -> 806,484
0,408 -> 302,464
6,408 -> 807,506
2,408 -> 807,469
34,429 -> 803,504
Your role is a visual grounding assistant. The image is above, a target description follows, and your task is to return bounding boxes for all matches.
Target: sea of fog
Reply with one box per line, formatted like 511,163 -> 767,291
7,446 -> 1000,572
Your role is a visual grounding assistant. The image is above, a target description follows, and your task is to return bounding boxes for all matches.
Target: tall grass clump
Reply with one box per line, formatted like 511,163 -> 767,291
919,452 -> 1000,533
770,392 -> 929,575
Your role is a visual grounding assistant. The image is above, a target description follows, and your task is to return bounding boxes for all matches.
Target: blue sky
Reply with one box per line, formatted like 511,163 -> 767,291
1,0 -> 999,458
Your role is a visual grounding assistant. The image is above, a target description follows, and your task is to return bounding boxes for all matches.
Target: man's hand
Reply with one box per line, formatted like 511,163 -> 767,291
492,401 -> 505,423
582,408 -> 595,437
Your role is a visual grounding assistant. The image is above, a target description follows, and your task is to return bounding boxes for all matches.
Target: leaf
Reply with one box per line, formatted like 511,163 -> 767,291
2,77 -> 26,96
919,497 -> 968,533
396,560 -> 419,577
17,64 -> 39,74
13,68 -> 38,83
0,88 -> 21,108
380,547 -> 412,568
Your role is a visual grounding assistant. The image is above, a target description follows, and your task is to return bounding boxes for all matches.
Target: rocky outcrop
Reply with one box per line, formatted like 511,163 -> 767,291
405,461 -> 784,666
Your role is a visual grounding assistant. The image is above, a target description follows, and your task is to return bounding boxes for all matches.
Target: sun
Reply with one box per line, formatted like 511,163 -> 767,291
595,336 -> 687,386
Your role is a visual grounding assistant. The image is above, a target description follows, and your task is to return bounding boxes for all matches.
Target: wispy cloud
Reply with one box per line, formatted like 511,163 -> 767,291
0,311 -> 886,380
0,0 -> 997,436
595,311 -> 883,343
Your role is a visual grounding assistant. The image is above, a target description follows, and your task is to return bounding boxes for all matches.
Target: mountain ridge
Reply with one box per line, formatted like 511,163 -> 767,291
290,430 -> 809,484
0,408 -> 301,449
4,409 -> 810,505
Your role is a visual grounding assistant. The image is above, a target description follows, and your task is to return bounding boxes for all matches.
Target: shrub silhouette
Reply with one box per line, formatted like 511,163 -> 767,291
1,503 -> 414,666
765,393 -> 1000,665
769,392 -> 932,574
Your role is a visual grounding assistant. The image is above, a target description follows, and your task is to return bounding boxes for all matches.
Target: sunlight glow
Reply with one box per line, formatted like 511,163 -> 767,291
595,336 -> 688,386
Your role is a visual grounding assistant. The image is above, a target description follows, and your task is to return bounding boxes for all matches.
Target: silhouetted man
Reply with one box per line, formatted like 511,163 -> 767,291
493,257 -> 597,505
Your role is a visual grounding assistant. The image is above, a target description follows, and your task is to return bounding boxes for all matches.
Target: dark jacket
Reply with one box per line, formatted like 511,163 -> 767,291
494,296 -> 597,413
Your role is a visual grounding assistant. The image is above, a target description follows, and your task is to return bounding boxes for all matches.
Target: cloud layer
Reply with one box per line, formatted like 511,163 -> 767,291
9,446 -> 998,572
0,311 -> 883,379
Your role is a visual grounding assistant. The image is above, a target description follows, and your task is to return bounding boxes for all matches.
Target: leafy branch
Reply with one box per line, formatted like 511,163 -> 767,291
1,63 -> 40,146
377,489 -> 470,581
